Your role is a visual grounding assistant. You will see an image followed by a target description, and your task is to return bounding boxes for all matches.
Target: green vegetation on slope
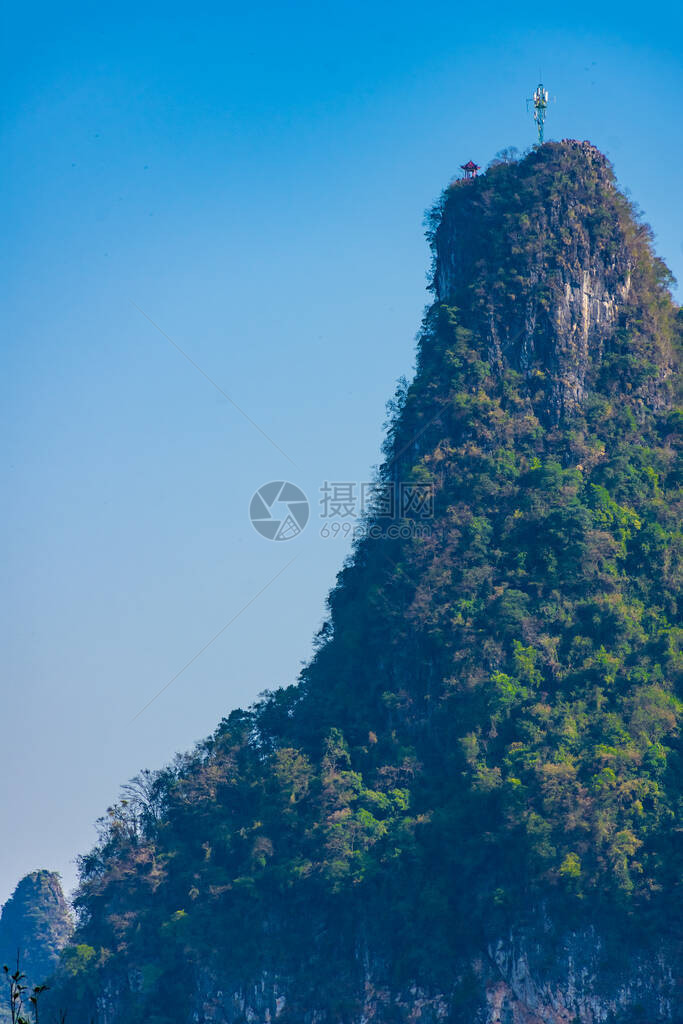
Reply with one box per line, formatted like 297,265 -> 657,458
46,143 -> 681,1023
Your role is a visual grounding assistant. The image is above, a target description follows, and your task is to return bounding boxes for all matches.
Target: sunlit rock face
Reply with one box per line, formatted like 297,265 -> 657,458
433,140 -> 673,421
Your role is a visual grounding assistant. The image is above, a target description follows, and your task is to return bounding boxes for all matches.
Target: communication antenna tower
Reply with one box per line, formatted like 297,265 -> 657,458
527,82 -> 550,143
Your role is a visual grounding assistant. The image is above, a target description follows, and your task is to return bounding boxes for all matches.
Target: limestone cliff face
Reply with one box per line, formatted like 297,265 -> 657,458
432,141 -> 672,421
0,871 -> 73,984
480,925 -> 676,1024
119,925 -> 674,1024
91,915 -> 677,1024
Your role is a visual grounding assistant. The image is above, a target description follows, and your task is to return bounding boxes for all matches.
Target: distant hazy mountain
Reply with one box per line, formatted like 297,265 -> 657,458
0,870 -> 72,1015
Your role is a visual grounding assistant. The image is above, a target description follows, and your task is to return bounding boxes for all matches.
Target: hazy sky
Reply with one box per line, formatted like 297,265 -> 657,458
2,0 -> 682,906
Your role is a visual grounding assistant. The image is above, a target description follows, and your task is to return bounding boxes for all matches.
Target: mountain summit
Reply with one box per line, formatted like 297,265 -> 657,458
0,872 -> 72,999
46,142 -> 681,1024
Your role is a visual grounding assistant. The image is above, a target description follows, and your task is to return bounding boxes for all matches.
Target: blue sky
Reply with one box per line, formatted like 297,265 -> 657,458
2,0 -> 682,905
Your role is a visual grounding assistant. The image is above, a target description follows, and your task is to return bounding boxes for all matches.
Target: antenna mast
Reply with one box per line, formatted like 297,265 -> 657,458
527,83 -> 550,143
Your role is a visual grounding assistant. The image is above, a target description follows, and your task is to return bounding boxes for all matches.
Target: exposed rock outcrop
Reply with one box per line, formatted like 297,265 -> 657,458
99,921 -> 676,1024
433,141 -> 674,421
